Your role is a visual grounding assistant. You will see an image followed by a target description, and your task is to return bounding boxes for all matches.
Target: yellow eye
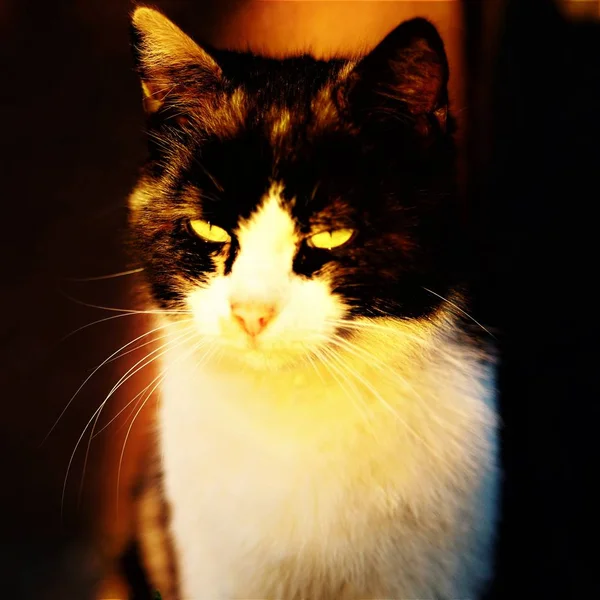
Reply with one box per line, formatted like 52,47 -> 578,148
188,219 -> 231,243
307,228 -> 355,250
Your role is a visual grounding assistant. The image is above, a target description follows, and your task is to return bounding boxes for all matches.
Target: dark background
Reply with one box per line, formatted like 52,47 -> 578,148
1,1 -> 599,598
466,1 -> 600,598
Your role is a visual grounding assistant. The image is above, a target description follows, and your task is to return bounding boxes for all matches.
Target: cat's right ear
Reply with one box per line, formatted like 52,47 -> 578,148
130,6 -> 222,115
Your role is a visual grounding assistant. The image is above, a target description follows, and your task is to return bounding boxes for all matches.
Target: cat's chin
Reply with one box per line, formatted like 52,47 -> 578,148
213,340 -> 312,372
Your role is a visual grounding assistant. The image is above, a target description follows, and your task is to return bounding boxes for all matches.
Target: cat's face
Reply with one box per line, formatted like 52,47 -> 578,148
129,8 -> 460,369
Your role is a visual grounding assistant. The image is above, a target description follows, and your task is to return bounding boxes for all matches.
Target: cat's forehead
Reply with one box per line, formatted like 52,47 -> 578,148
234,182 -> 296,245
264,83 -> 343,140
234,180 -> 354,229
186,88 -> 362,225
194,160 -> 355,231
198,53 -> 354,145
204,85 -> 346,156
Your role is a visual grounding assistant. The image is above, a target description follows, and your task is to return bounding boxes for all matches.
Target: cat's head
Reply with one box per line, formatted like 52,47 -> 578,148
128,7 -> 460,369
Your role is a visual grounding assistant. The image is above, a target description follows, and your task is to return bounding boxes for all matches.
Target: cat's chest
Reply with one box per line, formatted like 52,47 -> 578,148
156,344 -> 491,530
157,361 -> 385,577
158,359 -> 391,510
153,340 -> 497,598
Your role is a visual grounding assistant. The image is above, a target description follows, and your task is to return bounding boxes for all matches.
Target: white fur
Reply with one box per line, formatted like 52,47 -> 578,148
152,186 -> 499,599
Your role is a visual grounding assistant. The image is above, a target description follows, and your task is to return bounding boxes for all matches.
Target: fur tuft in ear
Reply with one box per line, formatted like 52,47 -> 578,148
341,18 -> 450,134
130,6 -> 221,114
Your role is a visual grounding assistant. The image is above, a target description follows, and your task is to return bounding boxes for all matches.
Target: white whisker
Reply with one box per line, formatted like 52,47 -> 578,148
322,341 -> 460,472
304,351 -> 326,386
99,329 -> 178,369
322,345 -> 419,439
62,268 -> 144,282
93,369 -> 166,438
98,336 -> 215,438
41,319 -> 194,446
421,287 -> 496,339
58,312 -> 144,344
58,288 -> 192,315
327,334 -> 461,426
117,370 -> 167,434
328,318 -> 428,344
116,333 -> 210,518
311,346 -> 376,434
74,326 -> 197,511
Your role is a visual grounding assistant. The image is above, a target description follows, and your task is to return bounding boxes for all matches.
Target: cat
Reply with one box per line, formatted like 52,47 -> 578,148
127,6 -> 499,600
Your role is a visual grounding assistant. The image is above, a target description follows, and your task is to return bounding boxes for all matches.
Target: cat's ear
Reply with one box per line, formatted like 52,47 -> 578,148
339,18 -> 450,134
130,6 -> 222,114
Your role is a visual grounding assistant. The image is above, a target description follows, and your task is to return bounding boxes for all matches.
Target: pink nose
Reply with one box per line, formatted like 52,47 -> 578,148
230,302 -> 277,337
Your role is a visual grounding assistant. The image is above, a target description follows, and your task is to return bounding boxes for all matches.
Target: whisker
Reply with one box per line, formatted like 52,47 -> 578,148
87,326 -> 197,434
65,327 -> 198,519
327,334 -> 451,426
113,369 -> 168,435
75,326 -> 197,507
191,156 -> 225,193
96,334 -> 213,437
92,376 -> 160,439
322,340 -> 461,471
192,340 -> 219,372
73,332 -> 195,497
304,351 -> 326,386
58,312 -> 144,344
58,288 -> 192,315
327,318 -> 428,344
116,333 -> 209,519
421,287 -> 496,339
62,268 -> 144,282
321,345 -> 417,436
97,328 -> 182,370
312,346 -> 375,432
41,319 -> 193,447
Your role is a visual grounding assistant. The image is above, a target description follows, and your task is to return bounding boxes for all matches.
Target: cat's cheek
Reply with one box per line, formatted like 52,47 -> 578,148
186,276 -> 232,338
283,276 -> 348,344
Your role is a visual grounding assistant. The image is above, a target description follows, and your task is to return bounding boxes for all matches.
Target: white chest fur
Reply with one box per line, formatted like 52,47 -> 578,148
156,317 -> 499,599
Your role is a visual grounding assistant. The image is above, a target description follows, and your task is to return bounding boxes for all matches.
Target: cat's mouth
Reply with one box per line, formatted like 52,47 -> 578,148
225,333 -> 314,355
216,339 -> 312,371
211,323 -> 326,371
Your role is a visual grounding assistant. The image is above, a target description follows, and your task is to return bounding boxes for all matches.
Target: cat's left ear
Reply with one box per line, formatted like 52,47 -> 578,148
130,6 -> 222,114
339,18 -> 450,134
